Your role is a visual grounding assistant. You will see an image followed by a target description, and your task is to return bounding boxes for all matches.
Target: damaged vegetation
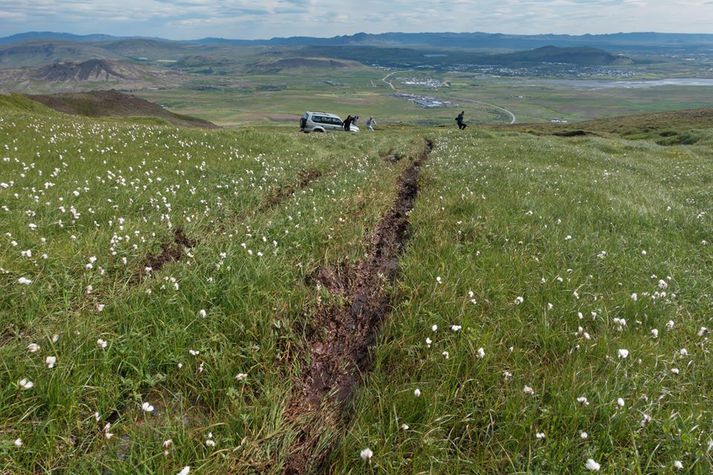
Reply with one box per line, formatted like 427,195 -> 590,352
283,139 -> 432,474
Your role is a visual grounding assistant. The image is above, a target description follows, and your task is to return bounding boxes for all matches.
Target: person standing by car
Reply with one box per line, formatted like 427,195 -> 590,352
343,115 -> 353,131
456,111 -> 467,130
366,116 -> 376,131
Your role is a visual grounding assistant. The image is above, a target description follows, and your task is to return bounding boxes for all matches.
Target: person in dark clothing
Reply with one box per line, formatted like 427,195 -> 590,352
343,115 -> 353,131
456,111 -> 467,130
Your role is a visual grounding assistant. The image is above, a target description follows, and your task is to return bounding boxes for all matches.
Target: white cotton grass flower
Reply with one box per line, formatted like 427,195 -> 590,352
577,396 -> 590,406
436,276 -> 442,284
27,343 -> 40,353
45,356 -> 57,369
198,309 -> 207,318
177,467 -> 190,475
163,439 -> 173,456
414,388 -> 421,397
360,447 -> 373,461
14,438 -> 23,447
141,402 -> 155,413
103,423 -> 114,439
514,296 -> 524,305
617,398 -> 625,408
523,385 -> 535,395
535,432 -> 546,439
673,461 -> 684,470
667,320 -> 675,330
617,349 -> 630,359
400,423 -> 409,430
97,338 -> 108,350
585,458 -> 601,471
19,378 -> 34,390
431,324 -> 438,332
630,293 -> 638,301
17,277 -> 32,285
477,347 -> 485,359
205,432 -> 216,447
651,328 -> 659,338
451,324 -> 462,332
235,373 -> 247,381
580,431 -> 588,439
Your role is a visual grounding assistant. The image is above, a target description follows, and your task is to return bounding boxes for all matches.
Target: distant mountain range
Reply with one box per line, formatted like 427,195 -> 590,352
2,31 -> 713,52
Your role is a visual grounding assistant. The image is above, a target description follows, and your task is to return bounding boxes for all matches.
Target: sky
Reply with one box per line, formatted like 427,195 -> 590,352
1,0 -> 712,40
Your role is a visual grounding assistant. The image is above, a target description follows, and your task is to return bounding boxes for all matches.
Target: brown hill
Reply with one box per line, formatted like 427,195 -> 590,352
31,59 -> 149,82
27,90 -> 218,128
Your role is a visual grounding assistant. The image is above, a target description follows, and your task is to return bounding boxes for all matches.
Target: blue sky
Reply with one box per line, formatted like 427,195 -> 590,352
1,0 -> 712,40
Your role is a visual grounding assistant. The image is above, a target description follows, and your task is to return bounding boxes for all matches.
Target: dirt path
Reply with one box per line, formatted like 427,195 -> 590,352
381,70 -> 402,91
282,139 -> 433,474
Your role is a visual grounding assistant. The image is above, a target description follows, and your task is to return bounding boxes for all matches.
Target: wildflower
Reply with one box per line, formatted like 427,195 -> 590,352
617,349 -> 629,359
630,293 -> 638,301
477,347 -> 485,359
523,385 -> 534,395
45,356 -> 57,369
674,461 -> 683,470
585,458 -> 601,471
414,388 -> 421,397
163,439 -> 173,456
503,370 -> 513,380
235,373 -> 247,381
666,320 -> 675,330
177,467 -> 190,475
198,309 -> 207,318
400,424 -> 409,430
640,414 -> 652,427
205,432 -> 216,447
103,423 -> 114,439
141,402 -> 155,413
14,438 -> 23,447
698,327 -> 709,337
360,447 -> 373,461
535,432 -> 546,439
617,398 -> 625,408
679,348 -> 688,357
189,349 -> 200,356
431,324 -> 438,332
580,431 -> 588,439
436,276 -> 442,284
425,337 -> 432,347
577,396 -> 590,406
671,368 -> 680,375
27,343 -> 40,353
19,378 -> 33,390
451,325 -> 462,332
97,338 -> 108,349
651,328 -> 659,338
17,277 -> 32,285
442,351 -> 449,359
514,296 -> 524,305
658,279 -> 668,290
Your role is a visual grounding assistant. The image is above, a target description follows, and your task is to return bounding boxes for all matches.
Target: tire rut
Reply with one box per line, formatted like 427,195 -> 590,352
283,138 -> 433,474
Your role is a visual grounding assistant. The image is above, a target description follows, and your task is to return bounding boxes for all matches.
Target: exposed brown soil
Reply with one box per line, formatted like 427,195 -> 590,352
261,168 -> 323,211
27,90 -> 218,129
283,139 -> 433,474
134,228 -> 196,282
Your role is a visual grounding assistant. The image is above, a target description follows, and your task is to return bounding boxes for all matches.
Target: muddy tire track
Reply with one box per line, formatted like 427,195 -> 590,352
260,168 -> 323,212
283,139 -> 433,474
132,228 -> 197,282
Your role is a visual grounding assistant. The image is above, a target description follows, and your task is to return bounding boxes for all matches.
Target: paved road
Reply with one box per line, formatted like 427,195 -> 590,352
459,98 -> 517,124
381,71 -> 402,90
381,70 -> 517,125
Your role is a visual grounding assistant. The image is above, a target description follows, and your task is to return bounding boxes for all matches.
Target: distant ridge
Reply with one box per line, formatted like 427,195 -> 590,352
26,90 -> 218,129
3,31 -> 713,52
32,59 -> 148,82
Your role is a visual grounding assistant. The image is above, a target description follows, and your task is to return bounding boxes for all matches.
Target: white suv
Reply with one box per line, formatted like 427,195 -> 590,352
300,111 -> 359,133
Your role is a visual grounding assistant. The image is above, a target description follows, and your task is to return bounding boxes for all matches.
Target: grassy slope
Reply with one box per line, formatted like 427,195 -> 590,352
1,104 -> 712,473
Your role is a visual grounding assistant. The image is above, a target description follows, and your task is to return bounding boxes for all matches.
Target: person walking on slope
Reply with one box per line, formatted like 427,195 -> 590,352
366,116 -> 376,131
456,111 -> 467,130
343,115 -> 353,131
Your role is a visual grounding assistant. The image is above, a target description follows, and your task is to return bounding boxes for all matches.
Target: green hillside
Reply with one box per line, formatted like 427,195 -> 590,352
1,104 -> 712,474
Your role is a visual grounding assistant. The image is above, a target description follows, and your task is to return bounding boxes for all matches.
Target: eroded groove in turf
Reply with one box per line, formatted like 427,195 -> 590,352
133,227 -> 197,282
283,139 -> 433,474
260,168 -> 323,212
